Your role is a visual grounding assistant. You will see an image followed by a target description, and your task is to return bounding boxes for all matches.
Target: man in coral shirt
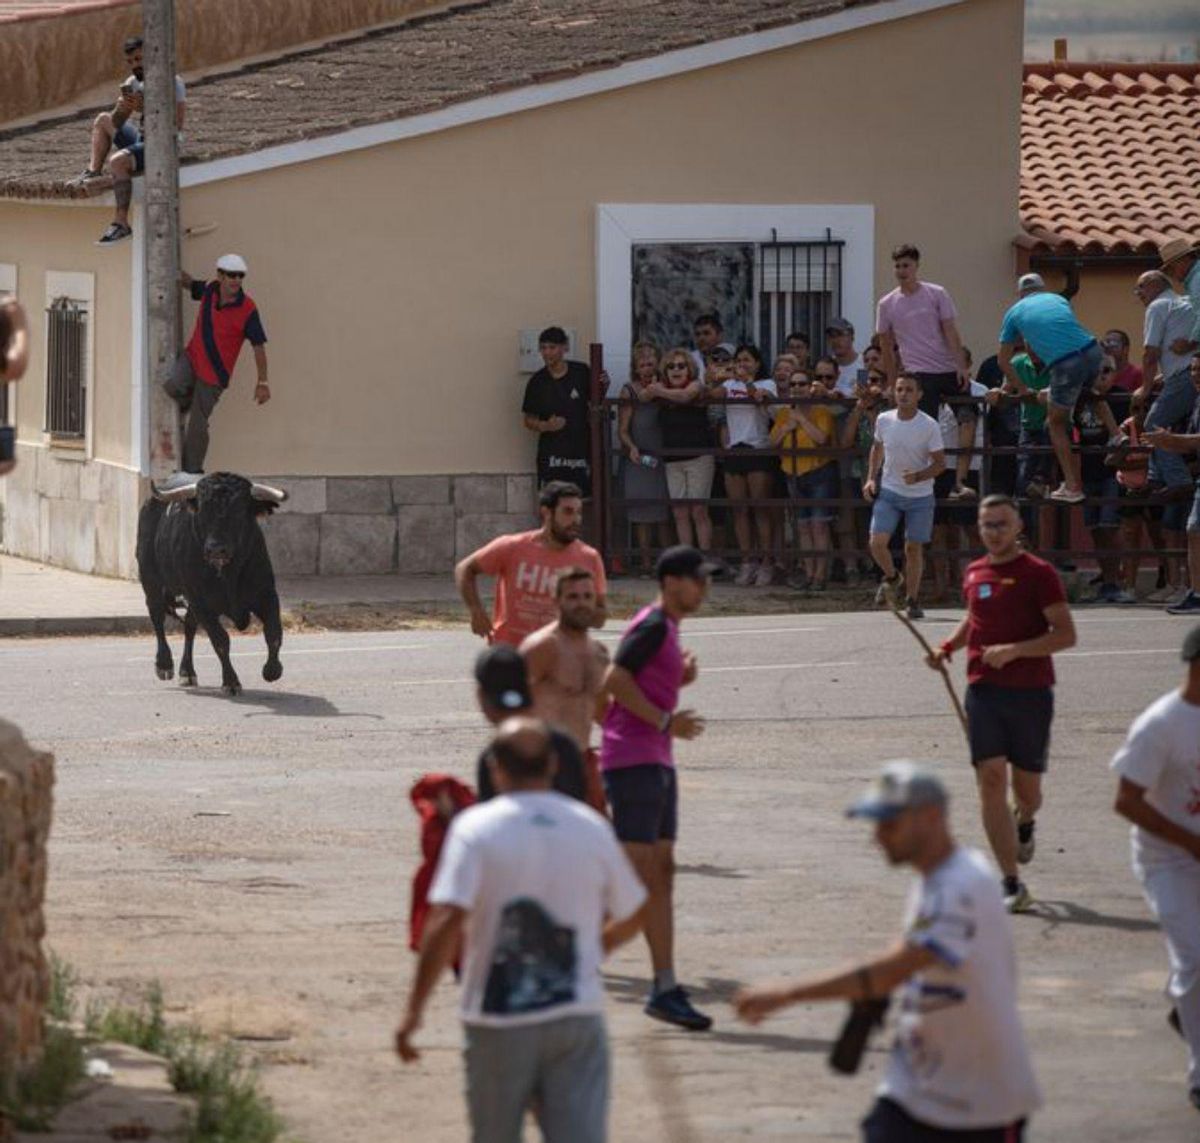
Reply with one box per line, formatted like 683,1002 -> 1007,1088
455,481 -> 607,646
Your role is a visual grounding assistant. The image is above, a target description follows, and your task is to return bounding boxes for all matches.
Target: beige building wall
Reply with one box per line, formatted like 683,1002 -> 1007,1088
0,202 -> 142,576
180,0 -> 1022,479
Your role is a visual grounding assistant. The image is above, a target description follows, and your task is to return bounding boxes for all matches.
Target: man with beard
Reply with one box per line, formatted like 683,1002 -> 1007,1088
457,481 -> 607,647
521,568 -> 610,811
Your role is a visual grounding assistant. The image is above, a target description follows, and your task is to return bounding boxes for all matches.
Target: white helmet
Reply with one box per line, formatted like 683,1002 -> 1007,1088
215,253 -> 248,275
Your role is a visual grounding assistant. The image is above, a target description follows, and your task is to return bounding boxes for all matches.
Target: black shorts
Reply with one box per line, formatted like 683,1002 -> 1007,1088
722,443 -> 779,477
915,372 -> 975,425
965,684 -> 1053,773
603,763 -> 677,844
863,1098 -> 1027,1142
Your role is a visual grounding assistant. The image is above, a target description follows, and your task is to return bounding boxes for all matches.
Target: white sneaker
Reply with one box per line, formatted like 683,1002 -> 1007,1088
754,562 -> 775,587
734,560 -> 758,587
1048,483 -> 1085,504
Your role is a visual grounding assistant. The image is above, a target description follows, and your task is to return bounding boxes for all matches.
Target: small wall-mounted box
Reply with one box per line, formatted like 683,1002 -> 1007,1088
518,327 -> 578,373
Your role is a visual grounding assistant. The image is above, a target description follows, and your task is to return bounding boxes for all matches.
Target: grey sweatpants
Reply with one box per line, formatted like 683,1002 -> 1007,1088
464,1014 -> 609,1143
162,352 -> 221,473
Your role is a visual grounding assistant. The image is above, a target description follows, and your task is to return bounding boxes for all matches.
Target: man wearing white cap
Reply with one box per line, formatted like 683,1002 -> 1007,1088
163,254 -> 270,473
736,760 -> 1040,1141
997,273 -> 1101,503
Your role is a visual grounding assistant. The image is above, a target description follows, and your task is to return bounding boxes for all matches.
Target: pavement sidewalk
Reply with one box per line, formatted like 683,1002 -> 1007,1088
0,554 -> 822,637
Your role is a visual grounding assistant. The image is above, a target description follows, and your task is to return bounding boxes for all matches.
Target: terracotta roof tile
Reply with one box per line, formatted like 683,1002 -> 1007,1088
1019,62 -> 1200,257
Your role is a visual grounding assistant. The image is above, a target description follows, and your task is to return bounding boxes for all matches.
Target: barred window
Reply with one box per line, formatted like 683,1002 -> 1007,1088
757,237 -> 844,357
45,296 -> 88,440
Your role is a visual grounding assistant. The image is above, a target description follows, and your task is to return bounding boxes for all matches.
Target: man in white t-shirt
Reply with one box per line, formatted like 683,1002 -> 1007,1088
1112,624 -> 1200,1116
396,717 -> 646,1143
735,760 -> 1041,1141
827,317 -> 864,397
863,373 -> 946,620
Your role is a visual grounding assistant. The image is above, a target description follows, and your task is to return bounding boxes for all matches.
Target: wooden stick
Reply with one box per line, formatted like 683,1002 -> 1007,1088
886,601 -> 969,740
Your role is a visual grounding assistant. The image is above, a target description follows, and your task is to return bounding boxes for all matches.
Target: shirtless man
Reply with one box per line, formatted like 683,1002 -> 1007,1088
520,566 -> 610,812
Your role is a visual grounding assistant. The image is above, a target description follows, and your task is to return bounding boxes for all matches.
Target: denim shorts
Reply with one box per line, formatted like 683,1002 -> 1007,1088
1082,474 -> 1120,529
787,463 -> 838,522
1046,340 -> 1101,410
869,486 -> 936,544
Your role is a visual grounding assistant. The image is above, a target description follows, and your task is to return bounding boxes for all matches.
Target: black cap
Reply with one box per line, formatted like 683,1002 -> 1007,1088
655,545 -> 720,582
707,345 -> 734,363
1183,624 -> 1200,663
474,645 -> 531,711
825,317 -> 854,335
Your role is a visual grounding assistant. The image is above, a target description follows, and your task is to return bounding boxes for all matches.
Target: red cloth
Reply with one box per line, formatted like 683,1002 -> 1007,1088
962,552 -> 1066,688
409,774 -> 476,952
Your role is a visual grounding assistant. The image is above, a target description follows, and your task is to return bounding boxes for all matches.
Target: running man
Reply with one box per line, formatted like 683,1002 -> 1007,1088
456,481 -> 607,646
1112,624 -> 1200,1116
735,761 -> 1041,1141
926,494 -> 1076,912
599,545 -> 711,1030
521,567 -> 610,811
863,372 -> 946,620
396,717 -> 646,1143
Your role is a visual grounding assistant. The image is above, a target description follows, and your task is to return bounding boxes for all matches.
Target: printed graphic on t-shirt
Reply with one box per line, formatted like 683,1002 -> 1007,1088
482,897 -> 578,1016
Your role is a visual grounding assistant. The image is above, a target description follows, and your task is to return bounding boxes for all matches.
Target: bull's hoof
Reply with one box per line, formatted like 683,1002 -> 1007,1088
179,672 -> 197,687
262,660 -> 282,683
156,666 -> 174,681
221,681 -> 242,697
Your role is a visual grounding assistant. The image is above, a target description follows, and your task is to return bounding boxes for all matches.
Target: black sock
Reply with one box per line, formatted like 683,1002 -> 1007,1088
1017,820 -> 1035,843
1003,875 -> 1020,894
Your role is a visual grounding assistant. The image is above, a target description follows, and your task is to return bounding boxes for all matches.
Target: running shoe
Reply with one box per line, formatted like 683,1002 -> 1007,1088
1144,585 -> 1177,604
1002,877 -> 1033,914
1024,480 -> 1048,500
1109,588 -> 1137,605
947,485 -> 977,501
1015,810 -> 1036,865
734,560 -> 758,587
787,569 -> 810,591
874,573 -> 904,608
1167,591 -> 1200,615
645,986 -> 713,1031
96,222 -> 132,246
905,599 -> 925,620
754,561 -> 775,588
1048,484 -> 1085,504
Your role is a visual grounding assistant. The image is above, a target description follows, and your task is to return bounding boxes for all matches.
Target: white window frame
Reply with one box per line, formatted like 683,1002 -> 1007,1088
0,262 -> 15,427
43,270 -> 95,458
596,204 -> 874,391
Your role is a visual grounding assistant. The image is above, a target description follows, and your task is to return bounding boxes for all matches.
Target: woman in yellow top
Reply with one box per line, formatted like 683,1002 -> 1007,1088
770,369 -> 838,590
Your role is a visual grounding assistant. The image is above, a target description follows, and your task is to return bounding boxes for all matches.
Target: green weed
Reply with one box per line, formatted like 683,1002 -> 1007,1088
0,1022 -> 86,1130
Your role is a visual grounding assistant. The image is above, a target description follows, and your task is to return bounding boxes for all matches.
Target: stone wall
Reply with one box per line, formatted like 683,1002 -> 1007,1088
0,444 -> 144,579
0,0 -> 441,125
0,720 -> 54,1137
260,472 -> 538,576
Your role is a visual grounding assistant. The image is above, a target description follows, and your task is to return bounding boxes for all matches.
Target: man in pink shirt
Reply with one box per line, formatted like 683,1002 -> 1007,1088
877,245 -> 977,499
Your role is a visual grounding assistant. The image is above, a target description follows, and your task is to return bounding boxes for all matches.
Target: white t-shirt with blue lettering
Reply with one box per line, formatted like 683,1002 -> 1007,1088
880,847 -> 1041,1129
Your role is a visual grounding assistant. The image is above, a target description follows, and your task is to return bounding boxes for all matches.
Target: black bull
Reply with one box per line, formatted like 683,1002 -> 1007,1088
136,472 -> 287,696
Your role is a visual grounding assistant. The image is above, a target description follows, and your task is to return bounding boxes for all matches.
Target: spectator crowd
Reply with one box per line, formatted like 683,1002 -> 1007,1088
522,239 -> 1200,617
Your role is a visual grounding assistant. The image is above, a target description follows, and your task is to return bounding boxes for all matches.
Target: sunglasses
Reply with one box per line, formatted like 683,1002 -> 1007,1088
218,270 -> 245,280
814,373 -> 837,381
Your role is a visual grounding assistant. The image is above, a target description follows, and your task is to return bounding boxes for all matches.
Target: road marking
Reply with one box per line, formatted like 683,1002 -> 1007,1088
121,641 -> 434,663
1059,648 -> 1179,659
704,660 -> 859,674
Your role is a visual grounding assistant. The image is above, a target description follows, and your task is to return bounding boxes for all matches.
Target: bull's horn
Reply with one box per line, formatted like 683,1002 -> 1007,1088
250,482 -> 289,504
152,479 -> 201,502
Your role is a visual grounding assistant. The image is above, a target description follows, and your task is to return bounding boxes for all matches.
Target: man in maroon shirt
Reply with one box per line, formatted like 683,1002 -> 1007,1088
927,494 -> 1076,913
162,253 -> 270,473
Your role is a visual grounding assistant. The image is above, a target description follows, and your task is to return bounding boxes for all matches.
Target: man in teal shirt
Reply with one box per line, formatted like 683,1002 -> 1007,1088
998,273 -> 1102,504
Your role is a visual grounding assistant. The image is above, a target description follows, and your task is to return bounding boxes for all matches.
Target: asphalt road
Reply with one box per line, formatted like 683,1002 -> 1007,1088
4,608 -> 1198,1141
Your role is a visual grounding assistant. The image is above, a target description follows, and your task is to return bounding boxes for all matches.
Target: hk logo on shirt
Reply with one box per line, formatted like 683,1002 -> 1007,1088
514,561 -> 561,596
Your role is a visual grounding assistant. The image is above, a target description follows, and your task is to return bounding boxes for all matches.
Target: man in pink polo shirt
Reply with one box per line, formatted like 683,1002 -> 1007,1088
600,545 -> 711,1031
877,244 -> 977,499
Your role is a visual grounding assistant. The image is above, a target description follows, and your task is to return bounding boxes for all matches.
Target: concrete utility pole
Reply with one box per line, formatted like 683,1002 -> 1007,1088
142,0 -> 182,480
